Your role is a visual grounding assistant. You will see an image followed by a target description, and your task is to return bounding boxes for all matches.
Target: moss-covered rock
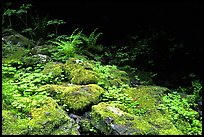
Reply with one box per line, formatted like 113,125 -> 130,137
41,84 -> 105,112
42,62 -> 64,79
2,110 -> 30,135
120,86 -> 183,135
2,97 -> 80,135
90,102 -> 158,135
28,97 -> 79,135
108,69 -> 130,87
63,58 -> 99,85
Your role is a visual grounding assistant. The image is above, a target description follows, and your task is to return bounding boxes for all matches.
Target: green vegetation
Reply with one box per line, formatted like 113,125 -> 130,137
2,1 -> 202,135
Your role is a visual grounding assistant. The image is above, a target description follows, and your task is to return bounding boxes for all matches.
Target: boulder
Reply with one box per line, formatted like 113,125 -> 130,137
2,97 -> 79,135
90,102 -> 157,135
63,58 -> 99,85
41,84 -> 105,112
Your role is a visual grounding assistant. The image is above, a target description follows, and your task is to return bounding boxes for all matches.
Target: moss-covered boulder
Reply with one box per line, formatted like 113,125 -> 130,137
28,97 -> 79,135
90,102 -> 158,135
90,100 -> 183,135
63,58 -> 99,85
2,97 -> 80,135
120,86 -> 183,135
41,84 -> 105,112
2,110 -> 30,135
42,62 -> 63,78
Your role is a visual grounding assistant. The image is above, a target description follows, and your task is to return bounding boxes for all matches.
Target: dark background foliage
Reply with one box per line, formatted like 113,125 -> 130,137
2,0 -> 203,87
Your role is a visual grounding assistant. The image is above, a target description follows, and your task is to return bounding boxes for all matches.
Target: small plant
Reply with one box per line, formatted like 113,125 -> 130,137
48,29 -> 83,62
81,28 -> 103,49
158,91 -> 202,135
47,19 -> 66,36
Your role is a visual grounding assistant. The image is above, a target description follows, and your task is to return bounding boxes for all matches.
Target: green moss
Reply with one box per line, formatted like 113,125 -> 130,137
2,97 -> 79,135
28,97 -> 79,135
120,86 -> 183,135
90,102 -> 158,135
108,69 -> 130,87
79,118 -> 98,134
63,58 -> 98,85
51,120 -> 80,135
2,110 -> 30,135
42,62 -> 63,78
123,86 -> 169,110
71,69 -> 99,85
41,84 -> 105,112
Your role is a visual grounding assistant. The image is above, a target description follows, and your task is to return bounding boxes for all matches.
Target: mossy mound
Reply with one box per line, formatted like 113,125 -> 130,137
63,58 -> 99,85
108,69 -> 130,87
41,84 -> 105,112
120,86 -> 183,135
90,102 -> 158,135
2,110 -> 30,135
42,62 -> 64,79
2,97 -> 79,135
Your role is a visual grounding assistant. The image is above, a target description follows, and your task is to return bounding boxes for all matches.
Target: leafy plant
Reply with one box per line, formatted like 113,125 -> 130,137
47,19 -> 66,36
157,91 -> 202,135
2,3 -> 33,39
48,28 -> 83,62
81,28 -> 103,49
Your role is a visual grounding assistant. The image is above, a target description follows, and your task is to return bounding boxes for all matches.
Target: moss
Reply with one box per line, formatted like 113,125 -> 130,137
41,62 -> 63,78
79,118 -> 99,134
71,69 -> 99,85
2,110 -> 30,135
51,120 -> 80,135
120,86 -> 183,135
95,65 -> 130,88
41,84 -> 105,112
28,97 -> 79,135
122,86 -> 169,110
2,97 -> 79,135
63,58 -> 98,85
90,102 -> 158,135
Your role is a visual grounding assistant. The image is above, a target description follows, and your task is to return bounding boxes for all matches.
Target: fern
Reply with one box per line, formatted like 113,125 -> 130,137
82,28 -> 103,48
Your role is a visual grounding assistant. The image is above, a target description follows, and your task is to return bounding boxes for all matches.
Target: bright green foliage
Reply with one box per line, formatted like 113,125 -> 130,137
2,63 -> 17,78
158,92 -> 202,135
101,85 -> 139,109
2,79 -> 18,109
92,62 -> 130,88
49,40 -> 76,62
48,29 -> 83,62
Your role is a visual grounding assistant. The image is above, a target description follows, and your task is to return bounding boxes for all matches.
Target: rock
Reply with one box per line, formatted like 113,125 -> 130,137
2,29 -> 35,49
21,54 -> 51,66
2,97 -> 79,135
121,86 -> 183,135
40,84 -> 105,112
63,58 -> 99,85
41,62 -> 64,79
90,102 -> 158,135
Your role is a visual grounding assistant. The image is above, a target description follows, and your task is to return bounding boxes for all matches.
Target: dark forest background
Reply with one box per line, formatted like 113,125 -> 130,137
2,0 -> 203,88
